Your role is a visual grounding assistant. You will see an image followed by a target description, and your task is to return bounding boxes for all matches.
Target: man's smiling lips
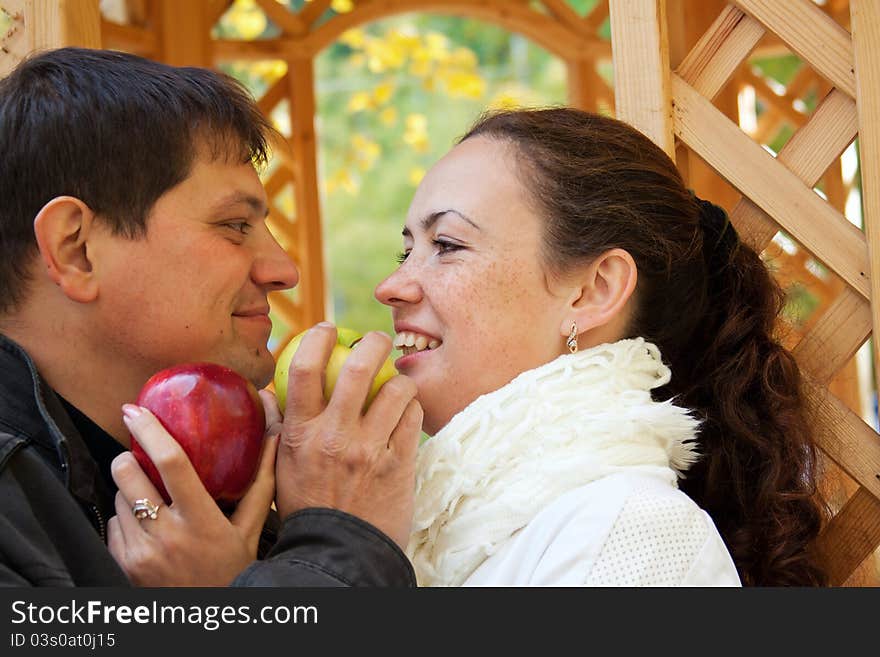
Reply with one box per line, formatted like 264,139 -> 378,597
233,307 -> 272,328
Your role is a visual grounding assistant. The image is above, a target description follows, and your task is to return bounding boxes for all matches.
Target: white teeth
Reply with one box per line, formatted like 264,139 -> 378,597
393,331 -> 442,353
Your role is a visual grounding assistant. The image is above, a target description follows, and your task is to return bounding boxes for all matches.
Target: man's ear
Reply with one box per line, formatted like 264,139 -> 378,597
560,248 -> 637,339
32,196 -> 99,303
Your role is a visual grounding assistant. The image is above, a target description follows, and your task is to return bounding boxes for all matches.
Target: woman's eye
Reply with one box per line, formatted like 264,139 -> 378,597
395,250 -> 410,264
433,239 -> 462,255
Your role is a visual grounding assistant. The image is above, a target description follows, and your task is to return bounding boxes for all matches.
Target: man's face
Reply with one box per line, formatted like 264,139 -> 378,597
92,152 -> 299,389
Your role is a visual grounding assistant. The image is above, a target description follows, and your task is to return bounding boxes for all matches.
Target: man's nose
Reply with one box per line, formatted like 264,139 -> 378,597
253,228 -> 300,291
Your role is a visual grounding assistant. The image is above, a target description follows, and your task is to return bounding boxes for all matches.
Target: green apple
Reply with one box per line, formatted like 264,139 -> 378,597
274,326 -> 398,413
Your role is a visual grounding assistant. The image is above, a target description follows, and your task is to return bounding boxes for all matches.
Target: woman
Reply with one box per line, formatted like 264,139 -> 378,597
375,108 -> 827,586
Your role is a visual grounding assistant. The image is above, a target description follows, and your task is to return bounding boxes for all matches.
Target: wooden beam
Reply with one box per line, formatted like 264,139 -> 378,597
257,71 -> 290,117
1,0 -> 27,77
567,59 -> 607,113
30,0 -> 101,49
253,0 -> 304,36
675,4 -> 764,100
807,378 -> 880,501
815,487 -> 880,586
672,74 -> 870,301
212,36 -> 309,62
2,0 -> 101,76
301,0 -> 593,61
206,0 -> 234,30
159,0 -> 209,66
583,0 -> 609,35
262,166 -> 294,202
667,0 -> 741,207
794,289 -> 873,386
851,0 -> 880,390
542,0 -> 592,38
297,0 -> 332,32
287,56 -> 325,327
100,19 -> 158,56
609,0 -> 675,158
733,0 -> 856,100
733,88 -> 857,250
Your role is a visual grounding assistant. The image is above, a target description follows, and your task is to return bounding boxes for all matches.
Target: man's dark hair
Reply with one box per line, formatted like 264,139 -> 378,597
0,47 -> 274,312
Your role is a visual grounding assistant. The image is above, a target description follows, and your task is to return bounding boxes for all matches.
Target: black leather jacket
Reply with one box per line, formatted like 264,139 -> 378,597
0,333 -> 416,587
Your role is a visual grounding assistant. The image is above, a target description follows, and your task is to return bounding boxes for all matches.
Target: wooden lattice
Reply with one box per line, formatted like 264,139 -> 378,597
611,0 -> 880,586
1,1 -> 26,77
0,0 -> 101,76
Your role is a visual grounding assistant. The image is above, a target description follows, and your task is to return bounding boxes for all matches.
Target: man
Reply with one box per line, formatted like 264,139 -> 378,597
0,48 -> 422,586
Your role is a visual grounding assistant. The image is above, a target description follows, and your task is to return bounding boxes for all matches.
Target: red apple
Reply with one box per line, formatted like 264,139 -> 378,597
130,362 -> 266,507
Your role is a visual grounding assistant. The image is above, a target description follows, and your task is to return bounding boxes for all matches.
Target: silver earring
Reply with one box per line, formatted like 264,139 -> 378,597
566,322 -> 578,354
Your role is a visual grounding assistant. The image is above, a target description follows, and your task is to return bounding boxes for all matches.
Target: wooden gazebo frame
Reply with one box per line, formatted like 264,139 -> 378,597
2,0 -> 878,586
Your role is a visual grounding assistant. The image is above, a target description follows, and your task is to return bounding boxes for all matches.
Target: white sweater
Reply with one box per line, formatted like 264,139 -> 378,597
463,468 -> 740,586
407,339 -> 741,587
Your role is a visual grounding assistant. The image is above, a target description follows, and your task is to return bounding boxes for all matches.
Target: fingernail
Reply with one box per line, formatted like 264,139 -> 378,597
317,321 -> 334,328
122,404 -> 142,419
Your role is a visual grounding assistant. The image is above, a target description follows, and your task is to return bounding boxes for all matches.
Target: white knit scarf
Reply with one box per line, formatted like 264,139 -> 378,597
406,338 -> 702,587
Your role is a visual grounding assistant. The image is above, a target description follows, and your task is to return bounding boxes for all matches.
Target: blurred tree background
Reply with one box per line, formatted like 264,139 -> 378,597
185,0 -> 831,348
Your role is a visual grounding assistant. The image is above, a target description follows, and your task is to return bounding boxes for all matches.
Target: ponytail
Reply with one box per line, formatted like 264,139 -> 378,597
665,198 -> 827,586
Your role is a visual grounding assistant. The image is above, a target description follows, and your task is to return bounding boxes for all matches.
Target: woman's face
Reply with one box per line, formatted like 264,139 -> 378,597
375,136 -> 571,435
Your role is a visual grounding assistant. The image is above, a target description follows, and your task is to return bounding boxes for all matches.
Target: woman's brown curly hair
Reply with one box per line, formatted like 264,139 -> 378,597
461,107 -> 828,586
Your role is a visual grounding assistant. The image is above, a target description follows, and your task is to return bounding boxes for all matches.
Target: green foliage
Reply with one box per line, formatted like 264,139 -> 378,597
751,54 -> 802,86
781,282 -> 820,329
566,0 -> 602,17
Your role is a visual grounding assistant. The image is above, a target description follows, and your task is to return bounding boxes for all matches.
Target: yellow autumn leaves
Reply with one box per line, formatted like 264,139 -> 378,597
219,0 -> 354,40
340,27 -> 486,100
326,26 -> 488,195
214,1 -> 533,198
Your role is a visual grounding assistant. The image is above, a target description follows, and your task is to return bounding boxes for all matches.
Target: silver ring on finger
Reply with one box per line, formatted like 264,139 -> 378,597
131,498 -> 161,521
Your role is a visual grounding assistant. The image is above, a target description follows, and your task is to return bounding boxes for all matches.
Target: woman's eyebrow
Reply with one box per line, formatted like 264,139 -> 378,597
402,209 -> 481,237
423,209 -> 481,231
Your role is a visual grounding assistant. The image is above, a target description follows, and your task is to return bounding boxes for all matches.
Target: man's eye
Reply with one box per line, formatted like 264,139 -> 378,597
225,221 -> 251,235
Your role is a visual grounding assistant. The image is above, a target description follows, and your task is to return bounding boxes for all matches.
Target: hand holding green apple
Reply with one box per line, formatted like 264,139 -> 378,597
274,325 -> 398,414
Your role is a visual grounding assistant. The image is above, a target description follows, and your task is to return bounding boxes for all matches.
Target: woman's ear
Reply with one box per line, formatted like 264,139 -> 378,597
32,196 -> 100,303
559,248 -> 637,341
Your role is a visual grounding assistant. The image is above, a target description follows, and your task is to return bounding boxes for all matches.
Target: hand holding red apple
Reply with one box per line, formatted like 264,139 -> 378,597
108,398 -> 279,586
130,362 -> 266,506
